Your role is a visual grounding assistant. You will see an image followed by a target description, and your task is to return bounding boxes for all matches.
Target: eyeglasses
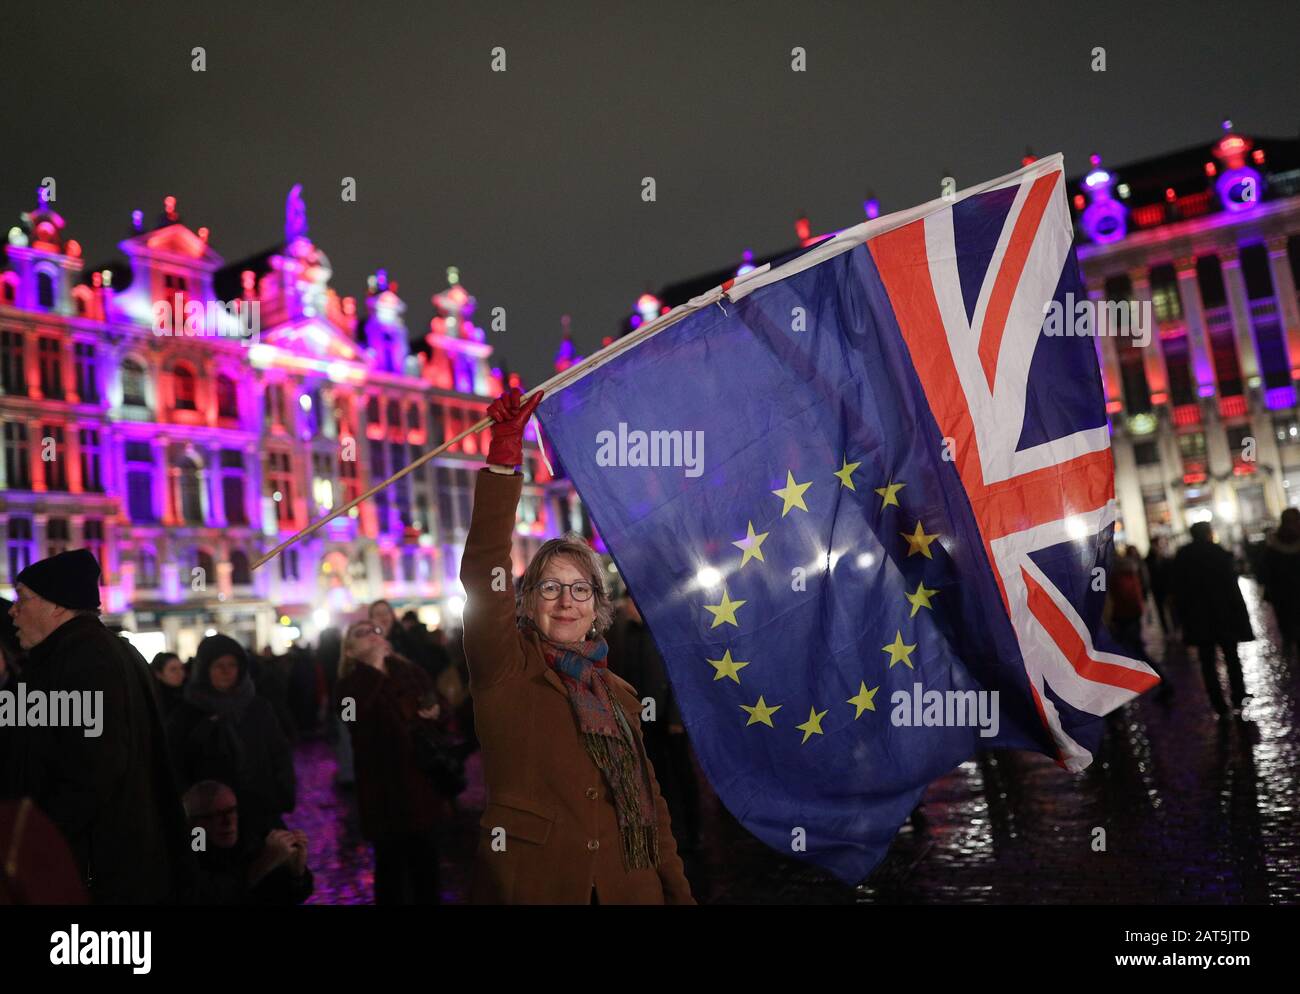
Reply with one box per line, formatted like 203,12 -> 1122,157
533,579 -> 594,602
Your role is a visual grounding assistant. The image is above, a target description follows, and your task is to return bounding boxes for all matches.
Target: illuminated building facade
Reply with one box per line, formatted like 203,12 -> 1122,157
625,127 -> 1300,555
1072,125 -> 1300,553
0,187 -> 565,659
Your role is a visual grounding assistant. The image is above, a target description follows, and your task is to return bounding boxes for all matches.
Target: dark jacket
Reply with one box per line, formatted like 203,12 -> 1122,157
1261,534 -> 1300,623
8,615 -> 192,903
607,616 -> 682,730
194,834 -> 314,906
167,636 -> 296,844
336,656 -> 443,841
1171,539 -> 1255,645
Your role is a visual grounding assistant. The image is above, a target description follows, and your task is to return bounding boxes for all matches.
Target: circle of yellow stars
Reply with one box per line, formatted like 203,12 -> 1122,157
696,458 -> 942,745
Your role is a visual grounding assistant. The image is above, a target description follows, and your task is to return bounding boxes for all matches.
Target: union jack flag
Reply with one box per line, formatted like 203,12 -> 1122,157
537,154 -> 1157,883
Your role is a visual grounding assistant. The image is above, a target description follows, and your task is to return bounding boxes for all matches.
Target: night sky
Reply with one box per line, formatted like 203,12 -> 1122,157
2,1 -> 1295,387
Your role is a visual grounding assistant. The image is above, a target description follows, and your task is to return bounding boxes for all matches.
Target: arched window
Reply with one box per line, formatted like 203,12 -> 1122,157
36,271 -> 55,309
406,402 -> 421,433
177,454 -> 203,524
173,363 -> 197,411
121,358 -> 147,406
230,549 -> 251,585
216,374 -> 239,419
193,548 -> 216,586
386,399 -> 400,432
366,395 -> 380,426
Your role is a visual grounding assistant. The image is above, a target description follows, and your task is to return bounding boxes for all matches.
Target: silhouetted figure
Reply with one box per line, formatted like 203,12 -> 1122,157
1171,522 -> 1254,719
7,550 -> 191,902
167,635 -> 297,844
1145,536 -> 1174,638
1261,507 -> 1300,659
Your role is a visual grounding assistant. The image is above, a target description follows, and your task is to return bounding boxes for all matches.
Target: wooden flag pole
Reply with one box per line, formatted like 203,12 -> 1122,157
251,296 -> 711,570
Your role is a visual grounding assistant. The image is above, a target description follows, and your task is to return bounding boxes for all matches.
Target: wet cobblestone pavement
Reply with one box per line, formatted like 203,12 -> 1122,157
290,580 -> 1299,904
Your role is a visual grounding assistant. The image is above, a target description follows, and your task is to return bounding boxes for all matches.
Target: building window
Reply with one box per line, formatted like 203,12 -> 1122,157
42,425 -> 67,490
196,548 -> 216,588
386,399 -> 401,435
1,331 -> 26,396
402,549 -> 416,583
173,363 -> 197,411
1149,264 -> 1182,324
1134,441 -> 1161,466
391,442 -> 412,527
38,338 -> 62,399
339,440 -> 360,502
126,441 -> 155,523
7,518 -> 33,579
137,547 -> 159,588
3,422 -> 30,489
36,271 -> 55,309
267,450 -> 295,526
47,517 -> 70,556
311,452 -> 334,513
177,454 -> 204,524
406,402 -> 421,434
221,452 -> 247,525
380,554 -> 395,583
428,402 -> 445,446
230,549 -> 252,585
83,519 -> 104,571
279,547 -> 300,582
216,374 -> 239,419
121,359 -> 147,406
266,383 -> 284,428
79,427 -> 103,492
366,395 -> 381,428
74,342 -> 98,403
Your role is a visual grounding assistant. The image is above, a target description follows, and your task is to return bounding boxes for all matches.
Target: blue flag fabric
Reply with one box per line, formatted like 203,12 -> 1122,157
535,157 -> 1156,884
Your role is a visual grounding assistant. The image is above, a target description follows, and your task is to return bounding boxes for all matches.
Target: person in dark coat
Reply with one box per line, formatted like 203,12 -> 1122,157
149,651 -> 186,721
1145,536 -> 1174,638
1260,507 -> 1300,658
167,634 -> 296,845
336,619 -> 447,904
1171,522 -> 1254,718
182,780 -> 312,905
6,550 -> 192,903
607,596 -> 701,853
0,598 -> 25,800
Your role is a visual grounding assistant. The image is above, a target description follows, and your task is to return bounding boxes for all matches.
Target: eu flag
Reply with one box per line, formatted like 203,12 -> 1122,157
535,156 -> 1157,884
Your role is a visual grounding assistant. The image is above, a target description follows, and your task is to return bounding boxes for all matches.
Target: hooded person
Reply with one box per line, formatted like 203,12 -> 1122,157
6,549 -> 194,903
166,634 -> 297,845
1261,507 -> 1300,656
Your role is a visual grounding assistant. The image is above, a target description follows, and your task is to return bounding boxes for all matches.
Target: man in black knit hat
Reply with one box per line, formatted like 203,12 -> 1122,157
6,549 -> 193,903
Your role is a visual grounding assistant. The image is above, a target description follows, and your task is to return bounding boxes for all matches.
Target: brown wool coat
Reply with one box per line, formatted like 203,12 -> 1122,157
460,468 -> 694,905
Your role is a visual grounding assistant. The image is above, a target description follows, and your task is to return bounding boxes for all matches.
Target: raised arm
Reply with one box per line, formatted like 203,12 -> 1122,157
459,388 -> 543,693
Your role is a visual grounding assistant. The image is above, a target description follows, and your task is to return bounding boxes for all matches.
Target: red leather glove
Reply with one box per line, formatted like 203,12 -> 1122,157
486,387 -> 544,468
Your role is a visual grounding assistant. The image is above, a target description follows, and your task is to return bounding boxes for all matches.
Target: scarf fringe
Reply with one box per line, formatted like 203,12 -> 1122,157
583,729 -> 659,872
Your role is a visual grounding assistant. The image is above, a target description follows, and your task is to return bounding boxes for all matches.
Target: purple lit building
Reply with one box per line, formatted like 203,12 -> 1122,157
0,187 -> 570,659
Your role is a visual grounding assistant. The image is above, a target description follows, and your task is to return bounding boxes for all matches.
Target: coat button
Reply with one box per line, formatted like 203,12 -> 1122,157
585,787 -> 599,800
587,839 -> 600,852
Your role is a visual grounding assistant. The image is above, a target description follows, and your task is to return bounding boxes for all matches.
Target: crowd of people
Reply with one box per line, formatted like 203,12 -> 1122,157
0,545 -> 701,906
10,391 -> 1298,906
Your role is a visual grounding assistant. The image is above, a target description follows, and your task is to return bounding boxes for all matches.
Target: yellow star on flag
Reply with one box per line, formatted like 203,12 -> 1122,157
900,520 -> 940,559
905,581 -> 937,617
833,457 -> 861,490
874,481 -> 905,508
881,630 -> 917,669
741,695 -> 782,728
704,588 -> 746,628
706,648 -> 749,683
796,706 -> 828,744
732,521 -> 769,568
772,470 -> 812,516
847,682 -> 880,718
